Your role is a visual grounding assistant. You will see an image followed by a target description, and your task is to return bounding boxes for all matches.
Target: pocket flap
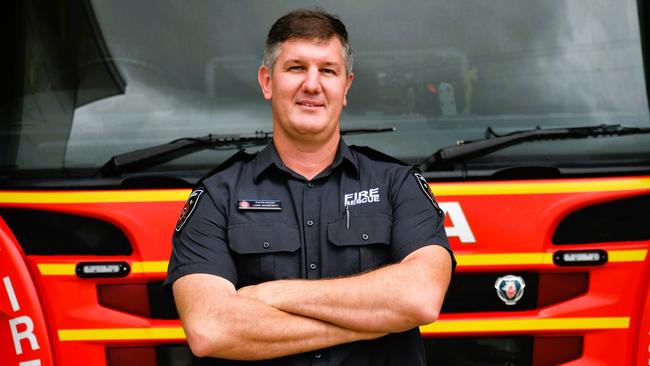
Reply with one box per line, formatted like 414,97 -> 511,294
228,223 -> 300,254
328,215 -> 391,246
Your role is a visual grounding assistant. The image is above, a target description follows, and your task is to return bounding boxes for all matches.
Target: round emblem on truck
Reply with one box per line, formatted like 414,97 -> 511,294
494,275 -> 526,305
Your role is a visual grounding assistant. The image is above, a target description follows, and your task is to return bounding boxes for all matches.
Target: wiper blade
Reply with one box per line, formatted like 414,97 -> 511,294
419,124 -> 650,171
98,127 -> 395,177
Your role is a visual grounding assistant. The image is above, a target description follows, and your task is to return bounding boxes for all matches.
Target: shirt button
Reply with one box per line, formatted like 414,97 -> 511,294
314,353 -> 322,359
306,220 -> 314,226
309,263 -> 317,271
263,241 -> 270,249
362,233 -> 369,240
307,182 -> 314,188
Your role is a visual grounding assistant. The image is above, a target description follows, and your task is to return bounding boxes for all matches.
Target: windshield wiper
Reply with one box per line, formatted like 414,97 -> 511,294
419,124 -> 650,171
98,127 -> 395,177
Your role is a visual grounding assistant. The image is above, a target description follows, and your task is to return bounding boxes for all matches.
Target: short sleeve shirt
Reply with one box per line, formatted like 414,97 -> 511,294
164,140 -> 455,366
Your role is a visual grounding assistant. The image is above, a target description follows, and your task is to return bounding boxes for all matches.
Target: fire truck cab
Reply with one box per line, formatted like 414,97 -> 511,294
2,1 -> 650,365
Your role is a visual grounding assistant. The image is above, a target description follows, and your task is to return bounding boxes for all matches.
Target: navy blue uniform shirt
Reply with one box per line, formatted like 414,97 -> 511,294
165,140 -> 455,365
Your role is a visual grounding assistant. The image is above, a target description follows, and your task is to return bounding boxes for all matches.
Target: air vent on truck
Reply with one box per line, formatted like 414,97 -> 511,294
0,209 -> 132,255
553,194 -> 650,244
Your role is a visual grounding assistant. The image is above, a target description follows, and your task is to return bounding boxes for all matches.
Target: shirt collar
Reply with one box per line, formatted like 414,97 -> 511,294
253,139 -> 359,182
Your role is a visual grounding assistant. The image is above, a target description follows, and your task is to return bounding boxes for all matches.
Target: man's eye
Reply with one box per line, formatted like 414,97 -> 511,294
288,66 -> 304,71
321,68 -> 336,75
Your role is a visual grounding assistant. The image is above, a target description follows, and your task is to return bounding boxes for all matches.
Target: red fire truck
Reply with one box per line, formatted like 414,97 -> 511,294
2,0 -> 650,365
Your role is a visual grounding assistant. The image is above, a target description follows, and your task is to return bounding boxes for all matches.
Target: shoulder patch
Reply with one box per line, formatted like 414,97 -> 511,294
175,189 -> 204,232
412,172 -> 443,215
349,145 -> 409,166
196,149 -> 253,187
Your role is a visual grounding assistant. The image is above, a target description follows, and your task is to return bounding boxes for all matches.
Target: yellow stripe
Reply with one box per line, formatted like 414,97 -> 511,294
456,249 -> 646,267
420,317 -> 630,334
57,317 -> 629,341
37,263 -> 76,275
457,252 -> 554,266
0,189 -> 190,204
2,176 -> 650,204
37,250 -> 647,276
608,249 -> 647,262
430,176 -> 650,196
131,261 -> 169,273
58,327 -> 186,341
38,261 -> 169,276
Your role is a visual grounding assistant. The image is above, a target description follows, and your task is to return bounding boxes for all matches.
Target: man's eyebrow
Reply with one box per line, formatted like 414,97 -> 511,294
283,59 -> 304,65
282,59 -> 342,68
320,61 -> 342,69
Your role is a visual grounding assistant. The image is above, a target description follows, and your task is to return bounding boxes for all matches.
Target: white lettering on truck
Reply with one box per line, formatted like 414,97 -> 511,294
440,202 -> 476,243
3,276 -> 42,365
10,316 -> 39,354
18,362 -> 41,366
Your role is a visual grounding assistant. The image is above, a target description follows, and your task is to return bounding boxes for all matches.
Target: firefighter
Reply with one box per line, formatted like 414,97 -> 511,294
165,8 -> 454,365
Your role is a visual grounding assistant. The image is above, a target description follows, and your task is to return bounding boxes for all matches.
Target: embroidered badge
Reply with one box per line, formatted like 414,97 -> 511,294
413,172 -> 442,214
175,189 -> 204,232
344,188 -> 380,206
237,200 -> 282,211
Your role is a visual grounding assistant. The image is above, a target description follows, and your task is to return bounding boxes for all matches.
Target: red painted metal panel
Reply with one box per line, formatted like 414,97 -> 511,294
0,217 -> 54,366
0,176 -> 648,364
632,254 -> 650,366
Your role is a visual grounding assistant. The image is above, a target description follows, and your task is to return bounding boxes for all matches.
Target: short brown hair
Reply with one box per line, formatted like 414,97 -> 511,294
263,9 -> 353,76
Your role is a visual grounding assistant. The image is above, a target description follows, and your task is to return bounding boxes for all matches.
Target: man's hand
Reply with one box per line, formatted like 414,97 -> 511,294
237,244 -> 452,333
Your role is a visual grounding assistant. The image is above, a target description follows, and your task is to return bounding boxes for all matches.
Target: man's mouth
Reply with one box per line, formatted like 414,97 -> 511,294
296,100 -> 324,108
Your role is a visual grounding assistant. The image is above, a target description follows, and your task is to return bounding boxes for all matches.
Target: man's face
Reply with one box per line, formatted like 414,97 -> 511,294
258,37 -> 354,142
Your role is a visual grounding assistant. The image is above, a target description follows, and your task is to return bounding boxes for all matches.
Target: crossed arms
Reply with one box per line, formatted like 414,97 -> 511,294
172,244 -> 452,360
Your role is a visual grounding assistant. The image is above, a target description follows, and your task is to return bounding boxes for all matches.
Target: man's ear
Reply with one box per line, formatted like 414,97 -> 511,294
343,72 -> 354,107
258,65 -> 272,100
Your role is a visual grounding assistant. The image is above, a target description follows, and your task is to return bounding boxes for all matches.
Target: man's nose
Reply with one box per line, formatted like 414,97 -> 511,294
302,67 -> 322,94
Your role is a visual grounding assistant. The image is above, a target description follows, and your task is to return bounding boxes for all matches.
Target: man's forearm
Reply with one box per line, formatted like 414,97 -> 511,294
238,245 -> 452,333
174,274 -> 384,360
197,295 -> 383,360
238,265 -> 426,334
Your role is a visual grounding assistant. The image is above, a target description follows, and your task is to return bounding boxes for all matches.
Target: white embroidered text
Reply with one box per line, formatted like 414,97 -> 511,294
344,188 -> 380,206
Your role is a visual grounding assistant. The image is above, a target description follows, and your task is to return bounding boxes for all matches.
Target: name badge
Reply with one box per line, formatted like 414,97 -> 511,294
238,199 -> 282,211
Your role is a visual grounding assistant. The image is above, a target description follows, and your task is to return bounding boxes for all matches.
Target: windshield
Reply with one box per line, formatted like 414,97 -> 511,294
3,0 -> 649,177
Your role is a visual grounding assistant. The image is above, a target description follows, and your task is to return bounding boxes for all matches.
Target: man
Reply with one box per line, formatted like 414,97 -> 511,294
164,9 -> 454,365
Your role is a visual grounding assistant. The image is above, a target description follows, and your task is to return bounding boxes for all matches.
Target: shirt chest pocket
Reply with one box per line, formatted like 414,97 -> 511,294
327,215 -> 392,276
228,223 -> 301,287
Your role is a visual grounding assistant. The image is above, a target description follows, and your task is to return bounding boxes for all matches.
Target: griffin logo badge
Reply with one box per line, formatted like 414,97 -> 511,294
413,172 -> 442,214
495,275 -> 526,305
175,189 -> 204,232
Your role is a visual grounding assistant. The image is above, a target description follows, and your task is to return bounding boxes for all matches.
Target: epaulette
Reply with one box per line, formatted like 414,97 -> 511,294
349,145 -> 411,167
195,149 -> 254,187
